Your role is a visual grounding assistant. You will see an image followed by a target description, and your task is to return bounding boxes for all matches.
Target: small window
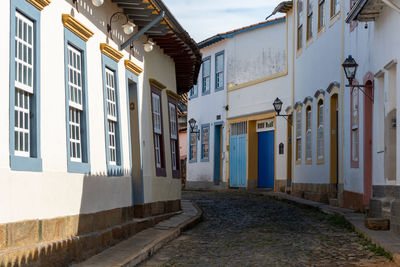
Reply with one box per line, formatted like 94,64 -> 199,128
169,100 -> 180,178
305,106 -> 312,162
317,100 -> 324,161
351,88 -> 359,167
318,0 -> 325,31
201,125 -> 210,161
190,84 -> 198,98
215,51 -> 224,90
331,0 -> 340,17
297,0 -> 304,50
189,128 -> 197,162
202,57 -> 211,94
307,0 -> 313,40
279,143 -> 284,155
296,108 -> 302,163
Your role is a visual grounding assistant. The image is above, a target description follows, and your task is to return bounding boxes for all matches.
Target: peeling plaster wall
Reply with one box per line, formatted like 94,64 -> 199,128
226,21 -> 287,87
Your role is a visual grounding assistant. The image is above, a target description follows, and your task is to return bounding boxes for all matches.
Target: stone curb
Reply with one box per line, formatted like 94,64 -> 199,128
121,201 -> 203,267
74,201 -> 203,267
249,190 -> 400,266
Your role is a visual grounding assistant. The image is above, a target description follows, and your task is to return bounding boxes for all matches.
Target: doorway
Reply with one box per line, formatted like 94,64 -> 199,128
287,114 -> 293,187
364,81 -> 373,205
214,123 -> 223,185
258,130 -> 275,188
330,94 -> 339,188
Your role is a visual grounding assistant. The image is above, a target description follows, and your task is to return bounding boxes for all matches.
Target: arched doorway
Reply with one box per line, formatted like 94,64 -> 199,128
330,94 -> 339,189
363,80 -> 373,206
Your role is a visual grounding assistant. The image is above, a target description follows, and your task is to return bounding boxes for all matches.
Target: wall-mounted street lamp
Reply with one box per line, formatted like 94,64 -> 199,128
143,40 -> 155,53
188,118 -> 200,140
273,97 -> 292,126
72,0 -> 103,10
108,12 -> 135,40
342,55 -> 374,102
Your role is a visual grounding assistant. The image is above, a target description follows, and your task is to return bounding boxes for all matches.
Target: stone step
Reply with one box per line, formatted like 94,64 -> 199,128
364,217 -> 390,231
382,207 -> 392,220
329,198 -> 338,207
369,197 -> 393,218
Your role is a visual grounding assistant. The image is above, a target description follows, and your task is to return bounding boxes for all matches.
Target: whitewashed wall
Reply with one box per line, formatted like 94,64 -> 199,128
0,0 -> 180,224
187,40 -> 228,187
292,0 -> 345,186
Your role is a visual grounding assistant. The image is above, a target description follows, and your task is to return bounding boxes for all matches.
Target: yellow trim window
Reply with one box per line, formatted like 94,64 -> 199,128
331,0 -> 340,17
305,106 -> 312,163
306,0 -> 313,40
297,0 -> 304,50
318,0 -> 325,31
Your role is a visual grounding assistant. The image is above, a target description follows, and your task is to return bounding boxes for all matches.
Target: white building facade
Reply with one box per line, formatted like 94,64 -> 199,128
1,0 -> 200,265
187,17 -> 292,191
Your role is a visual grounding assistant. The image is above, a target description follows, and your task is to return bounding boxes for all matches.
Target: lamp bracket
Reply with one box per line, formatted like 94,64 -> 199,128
120,11 -> 165,51
108,12 -> 129,40
346,84 -> 374,102
276,114 -> 293,126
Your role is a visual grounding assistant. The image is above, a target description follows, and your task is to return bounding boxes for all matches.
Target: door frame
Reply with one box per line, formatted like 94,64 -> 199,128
330,93 -> 339,186
213,121 -> 224,185
363,75 -> 374,205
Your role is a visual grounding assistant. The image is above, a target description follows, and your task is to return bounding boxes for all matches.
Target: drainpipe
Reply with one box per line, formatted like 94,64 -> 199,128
381,0 -> 400,14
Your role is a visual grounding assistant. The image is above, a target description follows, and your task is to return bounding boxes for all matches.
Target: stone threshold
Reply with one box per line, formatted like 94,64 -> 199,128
0,211 -> 181,267
73,200 -> 203,267
249,190 -> 400,265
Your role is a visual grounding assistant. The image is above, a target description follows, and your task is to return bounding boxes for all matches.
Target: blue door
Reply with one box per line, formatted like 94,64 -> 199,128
258,131 -> 275,188
213,125 -> 222,184
229,134 -> 247,188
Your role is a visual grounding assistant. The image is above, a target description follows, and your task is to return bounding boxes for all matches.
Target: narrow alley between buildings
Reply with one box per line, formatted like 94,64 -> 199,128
141,191 -> 394,267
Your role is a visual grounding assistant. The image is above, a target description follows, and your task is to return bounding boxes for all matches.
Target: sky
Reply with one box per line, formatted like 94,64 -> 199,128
162,0 -> 283,43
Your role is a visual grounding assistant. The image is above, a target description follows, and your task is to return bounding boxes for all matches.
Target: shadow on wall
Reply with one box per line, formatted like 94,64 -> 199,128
71,0 -> 145,62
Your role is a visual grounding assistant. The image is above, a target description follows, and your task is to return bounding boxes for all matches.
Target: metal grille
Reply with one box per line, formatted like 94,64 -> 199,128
231,121 -> 247,136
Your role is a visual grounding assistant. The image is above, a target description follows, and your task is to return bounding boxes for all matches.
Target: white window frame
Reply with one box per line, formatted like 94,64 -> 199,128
306,108 -> 312,161
317,103 -> 324,160
152,92 -> 162,168
105,68 -> 118,165
296,109 -> 302,162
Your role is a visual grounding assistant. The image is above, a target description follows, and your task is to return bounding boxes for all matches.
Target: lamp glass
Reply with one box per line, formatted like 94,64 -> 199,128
273,97 -> 283,115
122,22 -> 135,35
342,55 -> 358,83
144,43 -> 153,52
92,0 -> 104,6
189,118 -> 196,131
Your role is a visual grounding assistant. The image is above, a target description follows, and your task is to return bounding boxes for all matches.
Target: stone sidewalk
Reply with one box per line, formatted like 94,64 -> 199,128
250,190 -> 400,265
73,200 -> 202,267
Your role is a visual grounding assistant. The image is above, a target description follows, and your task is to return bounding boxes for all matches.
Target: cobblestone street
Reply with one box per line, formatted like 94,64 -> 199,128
141,191 -> 395,267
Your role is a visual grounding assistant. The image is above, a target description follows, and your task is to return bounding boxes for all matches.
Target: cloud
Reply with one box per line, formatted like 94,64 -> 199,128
163,0 -> 284,42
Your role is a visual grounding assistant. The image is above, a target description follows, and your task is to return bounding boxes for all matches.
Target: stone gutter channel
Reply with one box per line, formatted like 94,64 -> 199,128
72,200 -> 203,267
249,190 -> 400,265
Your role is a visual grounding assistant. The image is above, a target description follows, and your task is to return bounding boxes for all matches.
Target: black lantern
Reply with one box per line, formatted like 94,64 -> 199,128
342,55 -> 374,102
342,55 -> 358,86
188,118 -> 200,139
273,97 -> 283,116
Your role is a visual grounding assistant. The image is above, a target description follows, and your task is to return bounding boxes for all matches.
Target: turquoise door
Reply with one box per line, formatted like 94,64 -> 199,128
258,131 -> 275,188
229,134 -> 247,188
213,125 -> 222,184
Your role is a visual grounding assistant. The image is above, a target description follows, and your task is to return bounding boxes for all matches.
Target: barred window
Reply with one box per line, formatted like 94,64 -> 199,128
317,101 -> 324,160
306,107 -> 312,161
296,108 -> 302,162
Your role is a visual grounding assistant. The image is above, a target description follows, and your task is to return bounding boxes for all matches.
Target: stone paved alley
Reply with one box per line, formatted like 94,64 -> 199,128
141,191 -> 396,267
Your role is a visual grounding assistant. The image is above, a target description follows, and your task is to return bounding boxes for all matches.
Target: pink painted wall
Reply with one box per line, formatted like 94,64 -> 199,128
179,131 -> 187,160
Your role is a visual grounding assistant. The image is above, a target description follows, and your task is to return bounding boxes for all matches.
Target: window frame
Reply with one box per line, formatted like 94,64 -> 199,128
295,106 -> 302,164
305,105 -> 312,164
150,86 -> 166,176
330,0 -> 340,18
189,84 -> 198,99
167,96 -> 181,178
215,51 -> 225,92
9,0 -> 42,172
202,56 -> 211,95
201,124 -> 210,162
318,0 -> 325,31
317,99 -> 325,163
189,126 -> 198,163
101,54 -> 123,176
350,86 -> 359,168
306,0 -> 313,40
64,28 -> 91,174
297,0 -> 304,50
